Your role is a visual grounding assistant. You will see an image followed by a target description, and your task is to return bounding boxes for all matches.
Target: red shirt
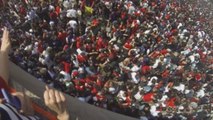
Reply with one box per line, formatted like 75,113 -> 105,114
123,42 -> 132,50
0,77 -> 9,91
166,97 -> 176,108
49,11 -> 58,20
85,44 -> 92,52
91,87 -> 98,95
63,45 -> 69,51
165,14 -> 170,20
19,6 -> 26,16
62,61 -> 71,73
160,49 -> 168,56
96,37 -> 107,51
125,96 -> 131,106
96,94 -> 105,101
162,70 -> 170,78
150,51 -> 160,58
75,85 -> 84,91
38,41 -> 44,53
55,6 -> 61,15
195,73 -> 201,81
76,37 -> 82,49
143,93 -> 154,102
98,53 -> 108,62
140,8 -> 147,13
77,54 -> 87,63
0,77 -> 14,98
92,19 -> 99,26
58,32 -> 67,41
121,12 -> 127,20
96,79 -> 102,87
141,65 -> 151,74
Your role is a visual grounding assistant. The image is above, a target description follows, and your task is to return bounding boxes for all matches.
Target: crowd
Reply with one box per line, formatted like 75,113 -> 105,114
0,0 -> 213,119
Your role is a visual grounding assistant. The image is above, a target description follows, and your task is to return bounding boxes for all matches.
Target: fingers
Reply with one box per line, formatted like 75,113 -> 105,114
49,89 -> 56,103
44,89 -> 49,105
44,86 -> 65,103
1,27 -> 10,52
55,90 -> 61,103
45,85 -> 49,90
3,27 -> 9,39
43,85 -> 66,113
59,91 -> 66,103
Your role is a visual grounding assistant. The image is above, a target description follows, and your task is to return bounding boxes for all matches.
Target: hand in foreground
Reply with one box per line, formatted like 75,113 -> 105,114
1,27 -> 11,53
44,86 -> 70,120
12,92 -> 34,116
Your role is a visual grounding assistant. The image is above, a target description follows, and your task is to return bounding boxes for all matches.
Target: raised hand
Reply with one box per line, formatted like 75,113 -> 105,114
44,86 -> 70,120
1,27 -> 11,53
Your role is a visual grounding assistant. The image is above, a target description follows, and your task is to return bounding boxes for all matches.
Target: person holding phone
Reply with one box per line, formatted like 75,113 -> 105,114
0,27 -> 70,120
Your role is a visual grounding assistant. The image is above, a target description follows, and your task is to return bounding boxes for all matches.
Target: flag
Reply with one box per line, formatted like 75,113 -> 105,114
85,6 -> 93,14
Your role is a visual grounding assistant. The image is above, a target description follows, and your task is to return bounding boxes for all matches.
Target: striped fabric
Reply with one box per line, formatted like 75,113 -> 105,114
0,103 -> 40,120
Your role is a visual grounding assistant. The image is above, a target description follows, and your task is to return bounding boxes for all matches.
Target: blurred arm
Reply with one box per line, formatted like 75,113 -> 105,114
0,27 -> 11,84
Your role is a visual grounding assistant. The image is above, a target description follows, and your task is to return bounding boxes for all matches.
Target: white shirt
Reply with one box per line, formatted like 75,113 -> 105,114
152,59 -> 161,69
131,72 -> 139,84
59,71 -> 71,82
67,9 -> 77,18
189,55 -> 195,63
181,48 -> 191,55
134,92 -> 142,101
117,90 -> 126,101
131,65 -> 140,72
67,20 -> 77,29
196,88 -> 205,98
39,50 -> 51,66
63,0 -> 71,8
159,95 -> 168,102
173,83 -> 185,93
150,104 -> 160,116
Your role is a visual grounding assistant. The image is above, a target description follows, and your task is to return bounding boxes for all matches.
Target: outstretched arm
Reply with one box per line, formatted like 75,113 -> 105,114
0,27 -> 11,84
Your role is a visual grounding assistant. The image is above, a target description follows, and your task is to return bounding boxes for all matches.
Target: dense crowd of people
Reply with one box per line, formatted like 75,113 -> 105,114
0,0 -> 213,119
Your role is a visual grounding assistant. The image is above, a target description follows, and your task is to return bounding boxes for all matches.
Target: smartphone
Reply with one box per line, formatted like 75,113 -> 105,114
1,89 -> 21,110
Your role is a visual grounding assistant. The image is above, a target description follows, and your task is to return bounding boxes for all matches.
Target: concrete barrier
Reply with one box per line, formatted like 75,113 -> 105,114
9,61 -> 138,120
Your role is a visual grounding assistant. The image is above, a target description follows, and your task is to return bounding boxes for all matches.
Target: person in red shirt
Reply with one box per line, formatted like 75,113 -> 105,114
58,30 -> 68,42
143,92 -> 155,103
77,52 -> 88,63
166,97 -> 176,108
62,61 -> 71,73
141,65 -> 151,74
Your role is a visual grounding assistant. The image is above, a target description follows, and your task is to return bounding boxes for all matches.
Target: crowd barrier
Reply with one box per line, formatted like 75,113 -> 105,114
9,61 -> 138,120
